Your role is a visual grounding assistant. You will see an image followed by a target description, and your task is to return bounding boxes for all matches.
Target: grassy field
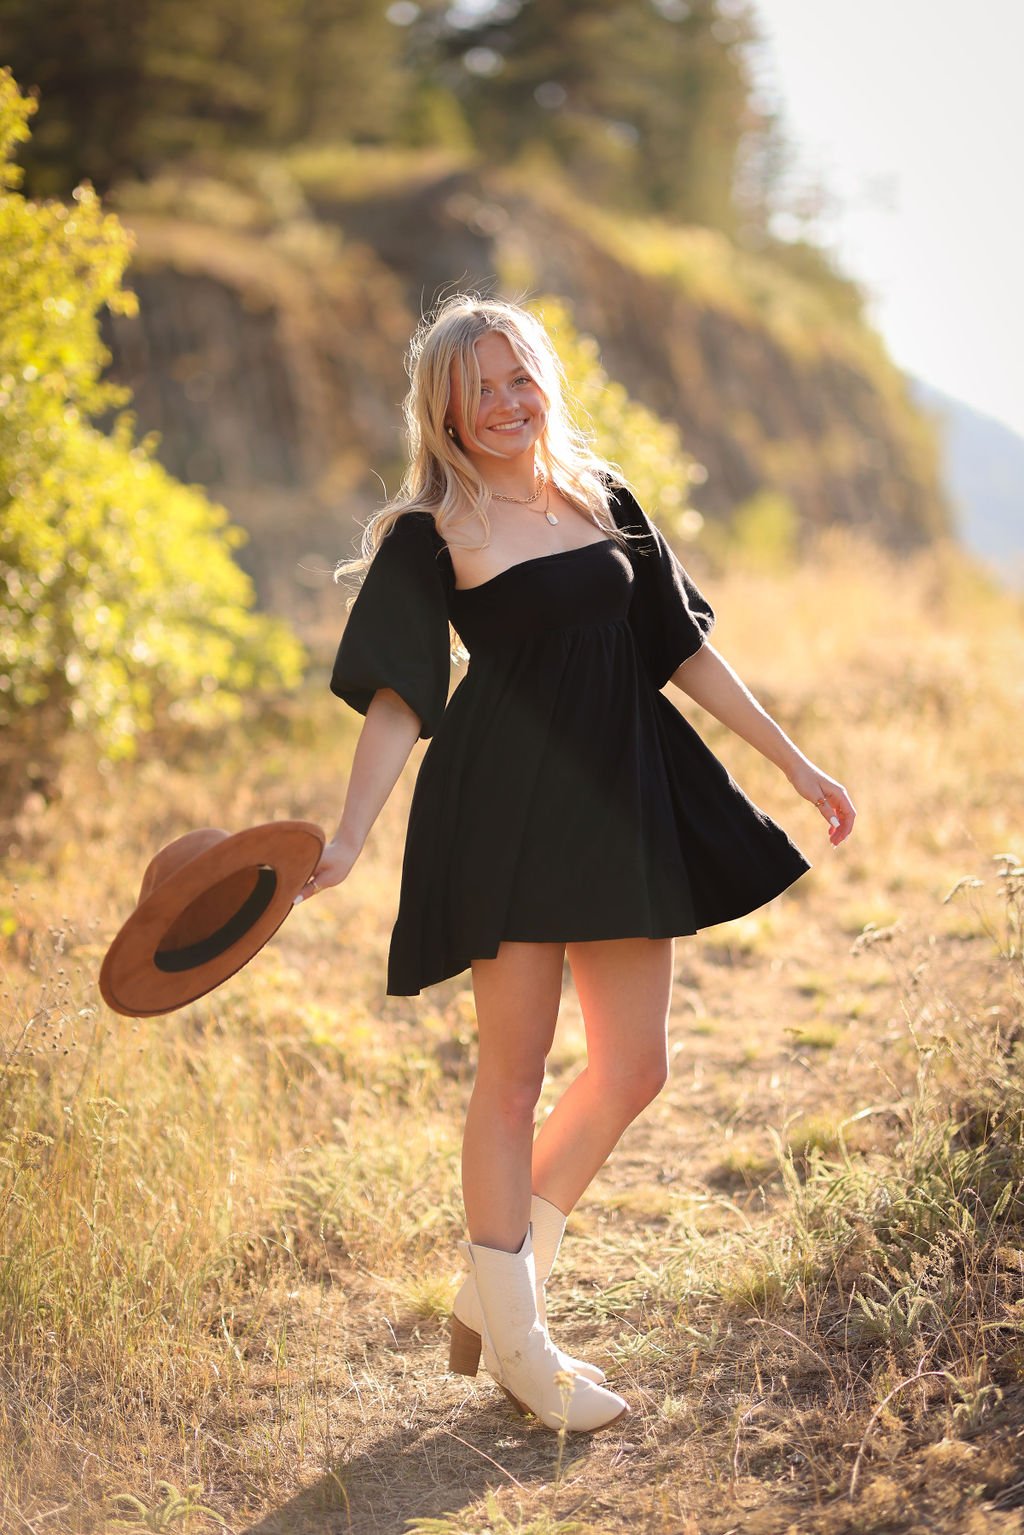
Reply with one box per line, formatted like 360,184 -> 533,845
2,526 -> 1023,1534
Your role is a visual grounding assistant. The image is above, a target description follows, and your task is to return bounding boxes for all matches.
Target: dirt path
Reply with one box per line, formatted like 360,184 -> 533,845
231,901 -> 926,1535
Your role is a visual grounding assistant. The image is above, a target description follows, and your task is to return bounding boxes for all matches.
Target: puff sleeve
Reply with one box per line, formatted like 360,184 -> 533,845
330,513 -> 452,739
610,485 -> 715,688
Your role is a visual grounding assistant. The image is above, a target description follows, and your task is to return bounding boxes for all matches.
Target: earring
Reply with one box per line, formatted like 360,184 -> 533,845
446,424 -> 456,439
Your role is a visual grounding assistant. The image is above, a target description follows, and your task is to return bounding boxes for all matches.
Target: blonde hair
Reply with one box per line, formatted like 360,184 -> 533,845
336,295 -> 634,604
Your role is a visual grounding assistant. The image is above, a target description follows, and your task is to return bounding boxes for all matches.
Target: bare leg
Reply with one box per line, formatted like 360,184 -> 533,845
530,936 -> 674,1215
462,939 -> 565,1252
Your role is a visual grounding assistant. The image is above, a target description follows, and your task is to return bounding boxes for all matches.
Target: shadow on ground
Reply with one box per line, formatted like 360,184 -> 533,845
243,1391 -> 598,1534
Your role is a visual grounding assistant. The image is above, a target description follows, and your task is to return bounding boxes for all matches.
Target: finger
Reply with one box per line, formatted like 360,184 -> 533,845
814,789 -> 842,829
829,796 -> 856,842
293,871 -> 321,905
832,792 -> 855,824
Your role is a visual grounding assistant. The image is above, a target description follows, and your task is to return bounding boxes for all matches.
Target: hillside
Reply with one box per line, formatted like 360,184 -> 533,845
100,157 -> 952,635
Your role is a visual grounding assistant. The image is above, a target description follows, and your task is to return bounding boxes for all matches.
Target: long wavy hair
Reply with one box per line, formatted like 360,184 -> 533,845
335,296 -> 636,618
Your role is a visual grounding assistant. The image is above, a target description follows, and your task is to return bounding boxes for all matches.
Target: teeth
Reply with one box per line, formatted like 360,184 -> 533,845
492,420 -> 527,431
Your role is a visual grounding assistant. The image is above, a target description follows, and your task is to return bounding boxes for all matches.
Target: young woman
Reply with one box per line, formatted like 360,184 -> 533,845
298,295 -> 856,1433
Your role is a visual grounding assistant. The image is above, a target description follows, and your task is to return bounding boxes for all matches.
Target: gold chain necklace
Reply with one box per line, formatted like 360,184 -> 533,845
489,473 -> 546,504
488,474 -> 559,524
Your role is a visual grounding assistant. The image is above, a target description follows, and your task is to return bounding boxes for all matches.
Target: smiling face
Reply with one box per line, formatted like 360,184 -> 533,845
447,330 -> 549,469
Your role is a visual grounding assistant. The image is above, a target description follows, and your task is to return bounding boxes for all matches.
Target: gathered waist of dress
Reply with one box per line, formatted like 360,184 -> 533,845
455,612 -> 634,657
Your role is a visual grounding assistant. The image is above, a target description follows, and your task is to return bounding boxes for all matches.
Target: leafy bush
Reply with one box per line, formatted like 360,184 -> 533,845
720,487 -> 800,571
529,294 -> 706,543
0,69 -> 303,761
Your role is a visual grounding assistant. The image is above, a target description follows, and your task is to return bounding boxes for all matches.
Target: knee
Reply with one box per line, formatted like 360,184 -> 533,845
474,1066 -> 545,1127
600,1056 -> 669,1118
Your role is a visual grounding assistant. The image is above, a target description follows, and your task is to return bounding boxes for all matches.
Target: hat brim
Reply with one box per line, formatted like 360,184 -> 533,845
99,821 -> 324,1018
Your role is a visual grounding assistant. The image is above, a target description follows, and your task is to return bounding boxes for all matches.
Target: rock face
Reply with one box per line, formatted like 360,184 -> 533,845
101,214 -> 414,636
101,175 -> 950,631
314,170 -> 947,551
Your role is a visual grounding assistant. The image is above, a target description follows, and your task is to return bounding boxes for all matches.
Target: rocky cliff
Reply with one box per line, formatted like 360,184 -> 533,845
102,164 -> 950,639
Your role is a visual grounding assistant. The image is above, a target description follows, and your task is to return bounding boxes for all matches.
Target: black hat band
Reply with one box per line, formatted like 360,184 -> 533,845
154,866 -> 278,974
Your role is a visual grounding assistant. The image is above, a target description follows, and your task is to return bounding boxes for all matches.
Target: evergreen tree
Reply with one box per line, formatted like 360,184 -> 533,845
0,0 -> 800,243
431,0 -> 760,229
0,0 -> 151,193
0,0 -> 412,194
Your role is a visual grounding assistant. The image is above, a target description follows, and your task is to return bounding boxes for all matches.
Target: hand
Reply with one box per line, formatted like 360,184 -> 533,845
293,834 -> 361,904
786,759 -> 856,847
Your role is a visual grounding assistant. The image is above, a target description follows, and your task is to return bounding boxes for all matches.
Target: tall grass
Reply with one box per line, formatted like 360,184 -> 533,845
606,858 -> 1024,1524
2,530 -> 1022,1531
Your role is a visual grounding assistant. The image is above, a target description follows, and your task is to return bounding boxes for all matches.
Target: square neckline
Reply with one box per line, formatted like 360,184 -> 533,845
440,534 -> 616,594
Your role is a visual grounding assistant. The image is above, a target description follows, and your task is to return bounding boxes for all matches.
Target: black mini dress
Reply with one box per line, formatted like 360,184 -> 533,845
330,482 -> 811,995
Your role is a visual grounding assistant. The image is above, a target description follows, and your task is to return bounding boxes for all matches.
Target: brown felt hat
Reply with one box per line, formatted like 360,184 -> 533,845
99,821 -> 325,1018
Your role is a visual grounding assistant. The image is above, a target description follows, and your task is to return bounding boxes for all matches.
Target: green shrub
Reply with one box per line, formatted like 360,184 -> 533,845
0,69 -> 303,760
724,488 -> 800,571
528,294 -> 706,544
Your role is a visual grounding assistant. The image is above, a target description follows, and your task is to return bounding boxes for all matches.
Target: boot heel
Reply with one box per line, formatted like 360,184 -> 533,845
448,1313 -> 482,1376
498,1384 -> 530,1417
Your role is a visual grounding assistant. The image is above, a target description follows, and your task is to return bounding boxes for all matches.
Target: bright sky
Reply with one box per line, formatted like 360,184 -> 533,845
748,0 -> 1024,439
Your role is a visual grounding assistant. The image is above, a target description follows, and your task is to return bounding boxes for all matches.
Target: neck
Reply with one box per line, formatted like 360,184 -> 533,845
474,452 -> 540,501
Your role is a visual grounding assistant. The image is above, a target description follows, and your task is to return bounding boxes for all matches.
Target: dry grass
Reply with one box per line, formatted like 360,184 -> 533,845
2,529 -> 1023,1533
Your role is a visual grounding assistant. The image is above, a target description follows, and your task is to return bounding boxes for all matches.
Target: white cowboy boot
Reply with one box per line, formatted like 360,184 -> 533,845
449,1194 -> 606,1384
462,1225 -> 629,1433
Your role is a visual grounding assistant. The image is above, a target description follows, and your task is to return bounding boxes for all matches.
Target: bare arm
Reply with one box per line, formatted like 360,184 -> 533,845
296,687 -> 423,900
670,642 -> 856,846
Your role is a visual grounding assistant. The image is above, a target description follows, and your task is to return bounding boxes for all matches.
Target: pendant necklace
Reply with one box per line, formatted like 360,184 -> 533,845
489,473 -> 559,524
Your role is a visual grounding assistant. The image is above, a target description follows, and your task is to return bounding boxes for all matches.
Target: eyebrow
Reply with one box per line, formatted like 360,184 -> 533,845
478,365 -> 531,383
